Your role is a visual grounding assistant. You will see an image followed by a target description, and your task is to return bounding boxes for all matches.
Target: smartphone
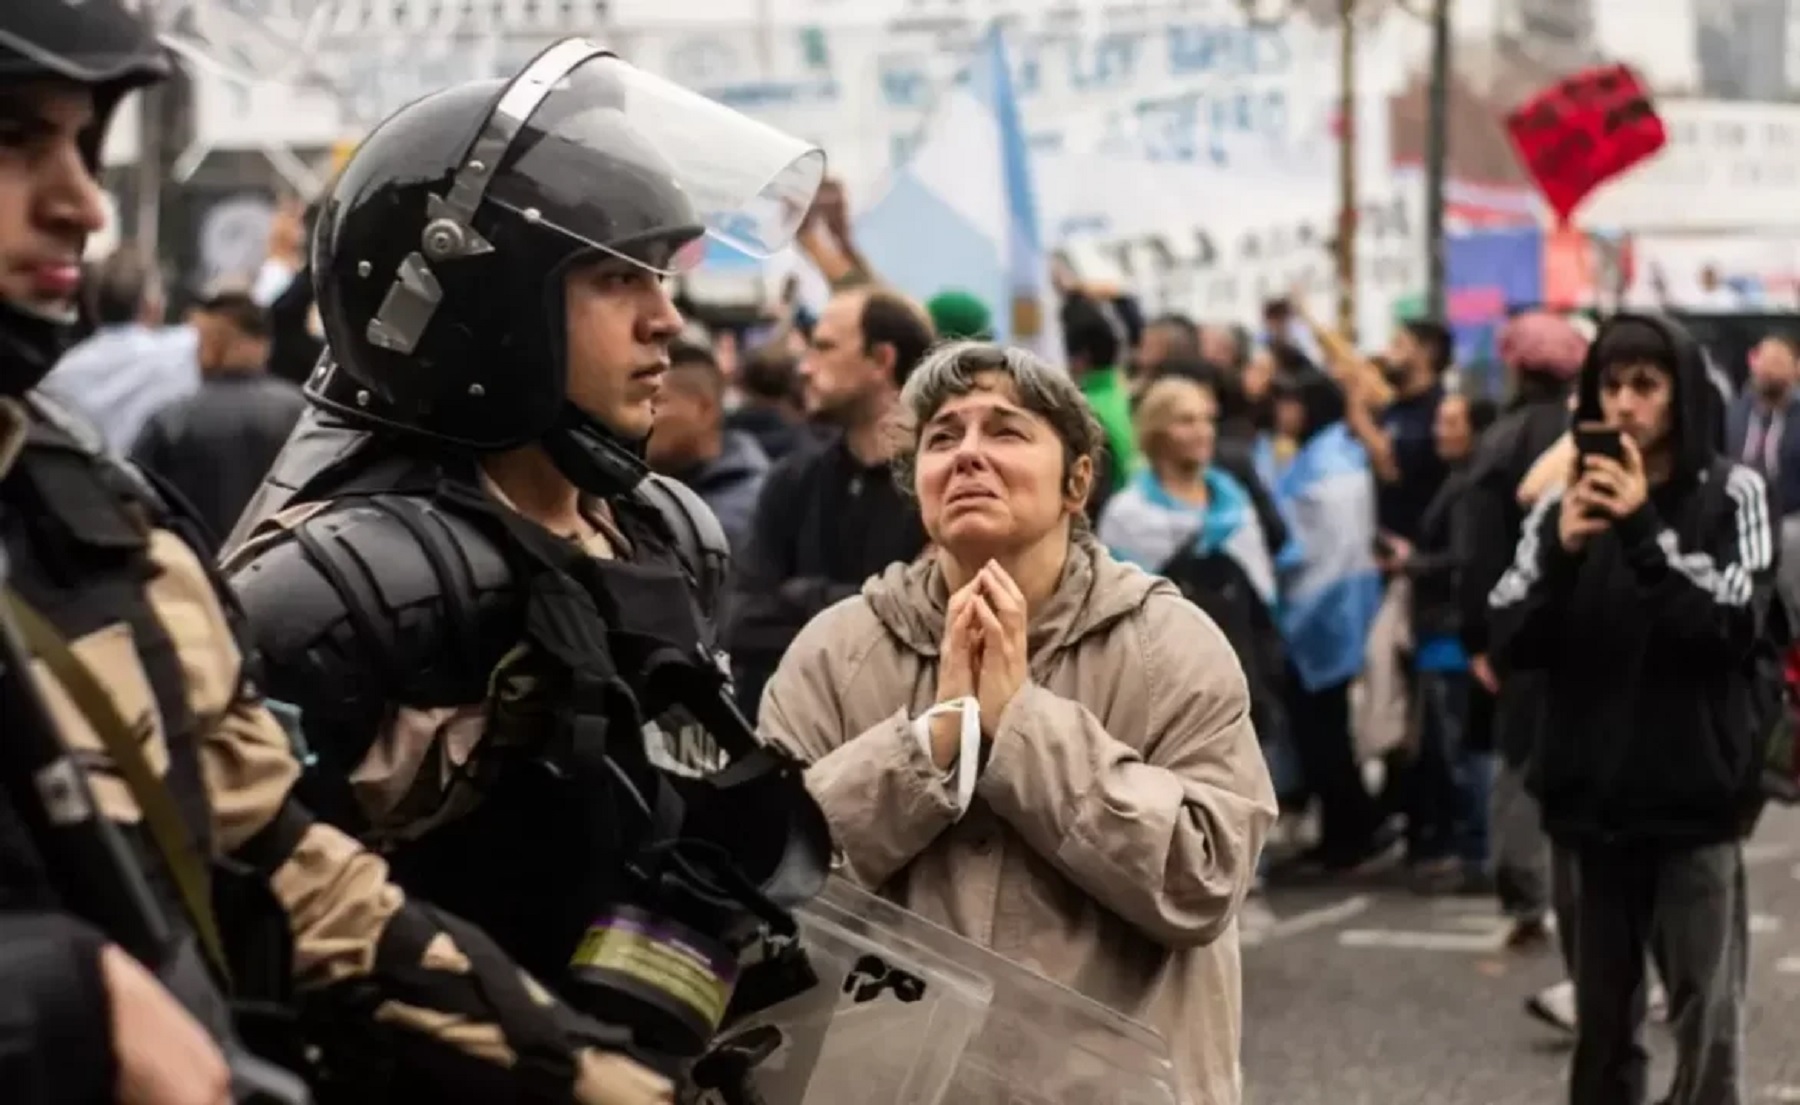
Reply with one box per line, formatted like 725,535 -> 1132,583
1574,423 -> 1624,463
1573,423 -> 1624,519
1372,534 -> 1396,560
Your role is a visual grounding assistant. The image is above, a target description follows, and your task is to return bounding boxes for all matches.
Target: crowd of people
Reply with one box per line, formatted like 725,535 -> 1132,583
621,266 -> 1782,1105
34,194 -> 1794,1105
2,4 -> 1791,1105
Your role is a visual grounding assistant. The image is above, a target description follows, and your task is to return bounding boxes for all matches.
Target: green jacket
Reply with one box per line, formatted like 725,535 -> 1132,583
1080,366 -> 1139,489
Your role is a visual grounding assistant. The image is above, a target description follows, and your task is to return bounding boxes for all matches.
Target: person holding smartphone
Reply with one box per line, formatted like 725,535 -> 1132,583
1488,314 -> 1774,1105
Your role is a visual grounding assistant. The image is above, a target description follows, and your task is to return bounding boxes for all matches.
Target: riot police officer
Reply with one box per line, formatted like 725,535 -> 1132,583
222,35 -> 833,1095
0,5 -> 678,1104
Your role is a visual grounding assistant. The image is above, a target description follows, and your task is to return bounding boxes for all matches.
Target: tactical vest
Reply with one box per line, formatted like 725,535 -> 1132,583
249,448 -> 828,1004
0,399 -> 217,927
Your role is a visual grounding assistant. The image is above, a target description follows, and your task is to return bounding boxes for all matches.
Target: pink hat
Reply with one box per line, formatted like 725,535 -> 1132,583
1497,311 -> 1588,381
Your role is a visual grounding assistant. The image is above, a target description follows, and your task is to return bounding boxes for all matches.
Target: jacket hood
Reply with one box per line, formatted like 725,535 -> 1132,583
861,532 -> 1173,659
1575,312 -> 1716,480
685,429 -> 769,491
712,429 -> 770,480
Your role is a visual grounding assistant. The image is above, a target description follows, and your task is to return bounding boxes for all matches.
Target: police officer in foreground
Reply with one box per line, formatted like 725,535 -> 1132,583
0,5 -> 677,1104
222,33 -> 833,1100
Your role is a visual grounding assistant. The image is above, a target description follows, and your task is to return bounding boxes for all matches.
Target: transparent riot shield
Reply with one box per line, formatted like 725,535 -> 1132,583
810,878 -> 1183,1105
700,879 -> 994,1105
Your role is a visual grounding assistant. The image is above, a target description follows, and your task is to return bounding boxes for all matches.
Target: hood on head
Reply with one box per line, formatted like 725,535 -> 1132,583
860,534 -> 1171,659
1575,312 -> 1717,480
713,429 -> 770,478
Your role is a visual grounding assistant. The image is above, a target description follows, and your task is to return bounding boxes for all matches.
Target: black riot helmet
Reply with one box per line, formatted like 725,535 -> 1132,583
0,0 -> 170,392
308,38 -> 824,496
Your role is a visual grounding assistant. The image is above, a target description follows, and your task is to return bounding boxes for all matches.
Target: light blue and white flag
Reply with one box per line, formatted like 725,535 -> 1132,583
855,23 -> 1063,362
1255,424 -> 1383,693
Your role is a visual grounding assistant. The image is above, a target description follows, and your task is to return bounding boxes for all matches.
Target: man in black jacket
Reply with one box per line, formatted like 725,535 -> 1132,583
1489,313 -> 1772,1105
726,286 -> 933,718
130,289 -> 305,546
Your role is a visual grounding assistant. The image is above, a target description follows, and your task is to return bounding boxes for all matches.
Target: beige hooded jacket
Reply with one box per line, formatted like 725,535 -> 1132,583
758,535 -> 1278,1105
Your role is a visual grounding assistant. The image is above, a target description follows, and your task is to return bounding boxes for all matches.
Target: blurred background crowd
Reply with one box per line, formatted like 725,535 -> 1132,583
57,0 -> 1800,1099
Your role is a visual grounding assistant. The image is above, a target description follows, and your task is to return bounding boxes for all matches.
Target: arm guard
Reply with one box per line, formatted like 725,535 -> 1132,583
226,495 -> 522,819
234,479 -> 725,727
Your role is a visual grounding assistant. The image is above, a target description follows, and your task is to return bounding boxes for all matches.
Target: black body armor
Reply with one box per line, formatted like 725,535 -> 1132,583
227,416 -> 829,1061
0,396 -> 314,1102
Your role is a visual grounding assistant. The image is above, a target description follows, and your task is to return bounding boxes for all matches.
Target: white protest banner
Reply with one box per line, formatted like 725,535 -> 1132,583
1581,100 -> 1800,234
1057,179 -> 1423,342
1621,234 -> 1800,310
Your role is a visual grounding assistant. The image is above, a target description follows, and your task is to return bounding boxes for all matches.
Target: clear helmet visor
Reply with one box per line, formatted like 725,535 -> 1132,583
484,46 -> 826,276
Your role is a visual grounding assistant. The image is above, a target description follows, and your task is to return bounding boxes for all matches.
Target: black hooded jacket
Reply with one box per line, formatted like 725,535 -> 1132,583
1487,313 -> 1775,848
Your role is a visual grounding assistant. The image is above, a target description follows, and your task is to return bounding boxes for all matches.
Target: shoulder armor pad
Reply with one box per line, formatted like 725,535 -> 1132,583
635,473 -> 730,620
226,495 -> 521,718
26,391 -> 108,456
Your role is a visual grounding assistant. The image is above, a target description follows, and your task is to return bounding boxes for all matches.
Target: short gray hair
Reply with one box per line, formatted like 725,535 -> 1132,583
892,341 -> 1107,516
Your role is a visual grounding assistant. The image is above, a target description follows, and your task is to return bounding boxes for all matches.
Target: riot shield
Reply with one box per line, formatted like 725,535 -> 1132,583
812,878 -> 1183,1105
702,878 -> 994,1104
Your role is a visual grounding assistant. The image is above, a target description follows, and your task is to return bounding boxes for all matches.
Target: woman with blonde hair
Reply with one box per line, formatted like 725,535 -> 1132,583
757,342 -> 1277,1105
1100,373 -> 1285,747
1101,374 -> 1276,595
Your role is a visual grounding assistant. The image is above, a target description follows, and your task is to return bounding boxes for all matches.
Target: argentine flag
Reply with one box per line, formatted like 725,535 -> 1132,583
856,24 -> 1063,362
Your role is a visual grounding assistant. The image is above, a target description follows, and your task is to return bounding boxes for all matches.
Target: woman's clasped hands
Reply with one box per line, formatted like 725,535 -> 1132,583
930,560 -> 1031,770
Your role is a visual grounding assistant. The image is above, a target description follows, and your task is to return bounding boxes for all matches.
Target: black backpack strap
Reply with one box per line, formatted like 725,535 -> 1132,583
633,474 -> 730,623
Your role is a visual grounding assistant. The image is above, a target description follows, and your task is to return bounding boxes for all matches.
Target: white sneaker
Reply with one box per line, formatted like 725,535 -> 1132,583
1525,980 -> 1578,1034
1524,979 -> 1670,1032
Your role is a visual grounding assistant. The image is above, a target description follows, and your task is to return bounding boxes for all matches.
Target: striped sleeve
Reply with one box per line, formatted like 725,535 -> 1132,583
1483,488 -> 1579,671
1646,464 -> 1773,608
1489,465 -> 1776,667
1488,489 -> 1563,613
1621,464 -> 1775,656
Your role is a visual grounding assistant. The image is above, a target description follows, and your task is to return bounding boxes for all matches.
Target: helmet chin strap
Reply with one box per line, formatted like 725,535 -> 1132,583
0,296 -> 76,397
540,402 -> 653,501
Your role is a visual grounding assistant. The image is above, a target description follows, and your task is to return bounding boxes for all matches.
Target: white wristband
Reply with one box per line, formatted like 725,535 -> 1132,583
912,696 -> 982,816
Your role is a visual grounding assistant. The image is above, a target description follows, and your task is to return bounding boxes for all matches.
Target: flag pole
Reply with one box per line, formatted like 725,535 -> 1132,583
1335,0 -> 1359,341
1424,0 -> 1453,321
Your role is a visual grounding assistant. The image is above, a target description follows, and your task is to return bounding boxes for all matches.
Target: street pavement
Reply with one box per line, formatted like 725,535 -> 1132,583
1240,805 -> 1800,1105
